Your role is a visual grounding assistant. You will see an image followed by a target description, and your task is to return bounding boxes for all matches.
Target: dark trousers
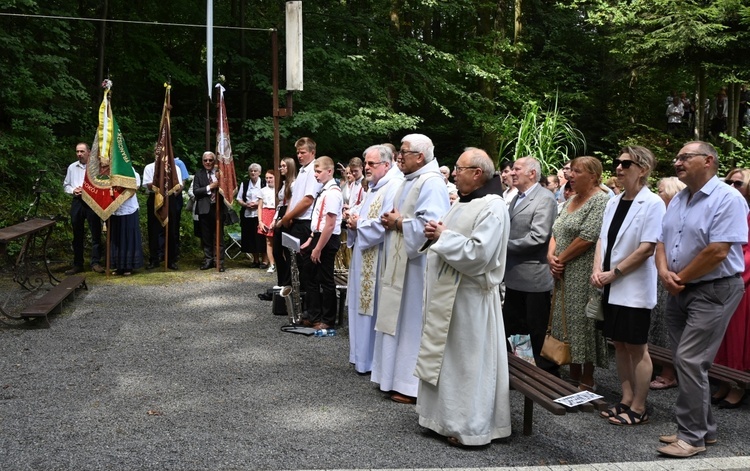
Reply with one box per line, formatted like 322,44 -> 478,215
301,233 -> 340,326
70,197 -> 102,268
282,219 -> 311,286
503,287 -> 556,372
273,225 -> 289,286
240,214 -> 264,255
146,194 -> 179,265
146,194 -> 160,264
198,205 -> 225,265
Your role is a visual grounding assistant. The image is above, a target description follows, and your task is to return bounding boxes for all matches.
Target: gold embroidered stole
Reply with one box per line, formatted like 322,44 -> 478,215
358,191 -> 384,315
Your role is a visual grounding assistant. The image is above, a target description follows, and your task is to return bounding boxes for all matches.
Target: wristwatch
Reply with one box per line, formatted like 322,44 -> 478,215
614,267 -> 624,278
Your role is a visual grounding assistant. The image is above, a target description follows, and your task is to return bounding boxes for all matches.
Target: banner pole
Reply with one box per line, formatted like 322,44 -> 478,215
215,196 -> 220,271
105,219 -> 110,277
164,191 -> 169,271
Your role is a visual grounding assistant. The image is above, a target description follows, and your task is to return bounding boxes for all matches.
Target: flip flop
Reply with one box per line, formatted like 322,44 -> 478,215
600,402 -> 630,419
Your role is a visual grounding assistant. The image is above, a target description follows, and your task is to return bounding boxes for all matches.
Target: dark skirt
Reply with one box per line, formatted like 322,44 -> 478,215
109,210 -> 144,271
602,302 -> 651,345
240,214 -> 264,253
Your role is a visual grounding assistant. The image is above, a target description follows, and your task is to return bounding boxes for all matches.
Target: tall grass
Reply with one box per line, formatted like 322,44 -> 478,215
499,96 -> 586,175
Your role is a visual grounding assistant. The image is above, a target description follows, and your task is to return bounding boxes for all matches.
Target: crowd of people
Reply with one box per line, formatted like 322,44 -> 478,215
63,136 -> 749,456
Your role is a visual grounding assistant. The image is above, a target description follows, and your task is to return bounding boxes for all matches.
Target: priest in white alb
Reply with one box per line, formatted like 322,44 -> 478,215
416,147 -> 512,446
374,134 -> 450,404
347,145 -> 403,373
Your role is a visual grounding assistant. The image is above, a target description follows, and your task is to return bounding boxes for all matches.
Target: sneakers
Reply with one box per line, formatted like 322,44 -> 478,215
657,438 -> 706,458
267,264 -> 276,273
91,264 -> 105,274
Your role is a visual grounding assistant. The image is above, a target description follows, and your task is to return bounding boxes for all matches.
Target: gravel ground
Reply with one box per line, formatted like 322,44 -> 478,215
1,265 -> 749,470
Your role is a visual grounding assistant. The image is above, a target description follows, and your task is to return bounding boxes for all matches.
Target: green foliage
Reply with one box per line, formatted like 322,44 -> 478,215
498,98 -> 586,175
718,133 -> 750,174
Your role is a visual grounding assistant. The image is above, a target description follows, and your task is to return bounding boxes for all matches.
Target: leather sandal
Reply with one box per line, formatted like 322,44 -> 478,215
600,402 -> 630,419
609,409 -> 649,426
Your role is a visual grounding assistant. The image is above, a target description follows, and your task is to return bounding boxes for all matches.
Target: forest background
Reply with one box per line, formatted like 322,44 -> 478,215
2,0 -> 750,252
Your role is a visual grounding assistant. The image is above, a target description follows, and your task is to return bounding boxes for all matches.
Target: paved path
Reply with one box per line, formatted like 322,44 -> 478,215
1,269 -> 748,470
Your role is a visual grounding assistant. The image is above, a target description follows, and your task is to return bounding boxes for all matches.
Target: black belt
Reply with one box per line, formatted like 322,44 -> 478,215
293,218 -> 311,223
684,273 -> 740,289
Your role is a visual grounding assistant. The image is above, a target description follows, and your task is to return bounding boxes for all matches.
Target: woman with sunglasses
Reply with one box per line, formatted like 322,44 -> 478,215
592,146 -> 665,425
711,168 -> 750,408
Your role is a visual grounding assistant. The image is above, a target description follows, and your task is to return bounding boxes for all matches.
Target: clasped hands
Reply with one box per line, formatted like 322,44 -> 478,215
548,255 -> 565,279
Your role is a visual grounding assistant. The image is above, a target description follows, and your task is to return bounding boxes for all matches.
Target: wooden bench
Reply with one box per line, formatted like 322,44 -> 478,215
334,270 -> 348,327
19,275 -> 87,325
648,343 -> 750,390
508,355 -> 609,435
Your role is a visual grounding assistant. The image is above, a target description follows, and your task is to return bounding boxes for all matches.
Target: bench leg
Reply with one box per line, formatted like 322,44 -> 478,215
523,397 -> 534,436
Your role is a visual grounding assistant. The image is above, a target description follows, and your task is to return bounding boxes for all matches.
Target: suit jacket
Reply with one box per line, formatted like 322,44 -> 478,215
505,184 -> 557,292
193,168 -> 224,216
598,186 -> 665,309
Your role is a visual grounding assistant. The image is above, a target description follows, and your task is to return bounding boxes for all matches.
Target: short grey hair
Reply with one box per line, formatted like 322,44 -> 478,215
516,156 -> 541,179
463,147 -> 495,183
402,134 -> 435,162
683,140 -> 719,168
249,163 -> 262,172
362,145 -> 393,163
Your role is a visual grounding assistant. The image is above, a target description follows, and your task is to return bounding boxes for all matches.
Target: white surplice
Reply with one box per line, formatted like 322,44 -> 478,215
371,160 -> 450,397
415,194 -> 512,446
347,166 -> 404,373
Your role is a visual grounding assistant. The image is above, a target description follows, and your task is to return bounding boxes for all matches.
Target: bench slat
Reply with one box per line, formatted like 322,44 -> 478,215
648,343 -> 750,389
20,275 -> 86,317
508,356 -> 607,412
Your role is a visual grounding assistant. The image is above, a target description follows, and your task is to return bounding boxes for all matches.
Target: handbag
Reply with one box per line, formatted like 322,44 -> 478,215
540,280 -> 572,366
584,289 -> 604,321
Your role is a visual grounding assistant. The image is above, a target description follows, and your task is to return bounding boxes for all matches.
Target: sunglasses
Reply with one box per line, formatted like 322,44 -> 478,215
613,159 -> 640,170
203,159 -> 215,163
726,179 -> 744,189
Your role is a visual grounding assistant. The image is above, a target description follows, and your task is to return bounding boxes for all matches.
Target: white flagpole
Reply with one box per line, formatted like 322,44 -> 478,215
206,0 -> 213,99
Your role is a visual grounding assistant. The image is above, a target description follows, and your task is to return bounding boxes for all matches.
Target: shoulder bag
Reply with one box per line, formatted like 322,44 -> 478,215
540,279 -> 572,366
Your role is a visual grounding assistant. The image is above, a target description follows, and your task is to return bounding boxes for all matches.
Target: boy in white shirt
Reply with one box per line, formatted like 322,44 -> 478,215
300,157 -> 343,329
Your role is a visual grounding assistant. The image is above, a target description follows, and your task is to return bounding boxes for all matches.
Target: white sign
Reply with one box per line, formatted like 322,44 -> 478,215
554,390 -> 603,407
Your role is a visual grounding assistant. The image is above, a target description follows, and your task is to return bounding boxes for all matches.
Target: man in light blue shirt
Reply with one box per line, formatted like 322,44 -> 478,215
655,140 -> 748,458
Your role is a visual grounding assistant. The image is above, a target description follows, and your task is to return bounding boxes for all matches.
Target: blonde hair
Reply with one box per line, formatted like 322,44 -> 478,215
571,156 -> 603,185
315,156 -> 334,170
658,177 -> 686,204
726,168 -> 750,203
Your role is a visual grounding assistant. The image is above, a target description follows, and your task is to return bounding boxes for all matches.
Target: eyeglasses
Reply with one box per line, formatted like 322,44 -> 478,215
613,159 -> 640,170
726,179 -> 744,189
397,150 -> 420,157
455,166 -> 480,173
203,159 -> 215,163
673,152 -> 707,163
364,160 -> 386,167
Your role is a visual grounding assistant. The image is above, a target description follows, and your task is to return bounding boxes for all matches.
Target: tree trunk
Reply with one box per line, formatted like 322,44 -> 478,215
476,1 -> 507,162
240,0 -> 247,121
697,65 -> 706,140
514,0 -> 522,67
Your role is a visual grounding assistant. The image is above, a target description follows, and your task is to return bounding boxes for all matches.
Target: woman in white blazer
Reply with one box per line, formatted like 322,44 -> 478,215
591,146 -> 665,426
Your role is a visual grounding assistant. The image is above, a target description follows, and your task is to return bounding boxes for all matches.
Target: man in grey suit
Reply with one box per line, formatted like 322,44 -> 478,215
503,157 -> 558,372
